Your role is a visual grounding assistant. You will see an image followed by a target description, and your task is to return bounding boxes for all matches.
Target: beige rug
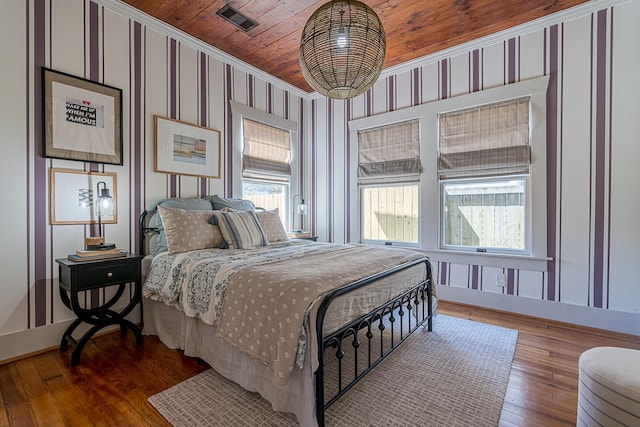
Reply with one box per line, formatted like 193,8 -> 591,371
148,315 -> 517,426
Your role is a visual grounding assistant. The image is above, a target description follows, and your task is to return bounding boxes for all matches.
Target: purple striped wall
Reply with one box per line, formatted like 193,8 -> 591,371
16,0 -> 628,331
312,6 -> 620,307
33,0 -> 46,328
132,22 -> 144,254
21,0 -> 307,330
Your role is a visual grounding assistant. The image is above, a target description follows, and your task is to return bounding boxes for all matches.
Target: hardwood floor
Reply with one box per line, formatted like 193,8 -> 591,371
1,301 -> 638,426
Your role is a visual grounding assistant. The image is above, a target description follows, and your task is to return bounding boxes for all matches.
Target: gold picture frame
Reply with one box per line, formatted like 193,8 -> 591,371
154,115 -> 221,179
50,168 -> 117,225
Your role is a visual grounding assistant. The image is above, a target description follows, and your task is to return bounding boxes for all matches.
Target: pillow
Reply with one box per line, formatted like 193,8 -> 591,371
157,205 -> 225,255
214,211 -> 269,249
256,208 -> 288,242
148,197 -> 214,255
205,194 -> 256,211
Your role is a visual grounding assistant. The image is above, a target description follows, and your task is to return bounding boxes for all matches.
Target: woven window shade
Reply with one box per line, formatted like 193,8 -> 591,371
242,118 -> 291,177
299,0 -> 386,99
438,97 -> 531,179
358,119 -> 421,178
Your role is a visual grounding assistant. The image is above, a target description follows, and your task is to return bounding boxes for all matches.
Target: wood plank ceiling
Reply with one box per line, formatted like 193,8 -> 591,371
122,0 -> 589,93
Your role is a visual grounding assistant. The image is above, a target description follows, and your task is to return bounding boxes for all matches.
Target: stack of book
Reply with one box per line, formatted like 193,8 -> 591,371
68,246 -> 127,262
287,231 -> 312,239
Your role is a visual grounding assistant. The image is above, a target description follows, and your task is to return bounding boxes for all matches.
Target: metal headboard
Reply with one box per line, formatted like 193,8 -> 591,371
138,209 -> 160,256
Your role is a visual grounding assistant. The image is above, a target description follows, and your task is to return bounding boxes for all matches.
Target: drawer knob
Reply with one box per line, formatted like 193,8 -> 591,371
107,272 -> 113,278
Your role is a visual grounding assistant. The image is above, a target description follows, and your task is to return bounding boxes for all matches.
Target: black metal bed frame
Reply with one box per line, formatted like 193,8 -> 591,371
138,209 -> 433,427
314,258 -> 432,426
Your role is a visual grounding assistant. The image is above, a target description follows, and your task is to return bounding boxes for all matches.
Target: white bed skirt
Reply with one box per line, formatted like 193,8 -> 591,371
142,290 -> 438,427
143,299 -> 319,426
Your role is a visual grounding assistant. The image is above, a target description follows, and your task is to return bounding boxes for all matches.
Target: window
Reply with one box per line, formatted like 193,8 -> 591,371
361,184 -> 419,243
230,101 -> 300,232
349,76 -> 549,269
438,97 -> 531,254
241,118 -> 291,225
442,178 -> 526,252
242,179 -> 287,221
357,119 -> 421,245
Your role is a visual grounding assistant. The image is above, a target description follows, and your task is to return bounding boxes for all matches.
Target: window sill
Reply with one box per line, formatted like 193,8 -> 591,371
416,248 -> 551,271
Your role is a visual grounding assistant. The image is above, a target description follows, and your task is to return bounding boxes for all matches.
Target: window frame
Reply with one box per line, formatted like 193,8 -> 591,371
358,180 -> 421,247
349,76 -> 549,271
440,175 -> 530,255
230,101 -> 300,230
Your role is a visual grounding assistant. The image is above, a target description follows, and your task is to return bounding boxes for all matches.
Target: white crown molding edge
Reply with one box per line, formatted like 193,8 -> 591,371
98,0 -> 628,102
380,0 -> 630,80
308,0 -> 630,99
97,0 -> 311,100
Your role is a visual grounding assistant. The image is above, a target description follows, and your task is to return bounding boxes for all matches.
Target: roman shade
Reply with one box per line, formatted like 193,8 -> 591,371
357,119 -> 421,179
242,118 -> 291,177
438,97 -> 530,179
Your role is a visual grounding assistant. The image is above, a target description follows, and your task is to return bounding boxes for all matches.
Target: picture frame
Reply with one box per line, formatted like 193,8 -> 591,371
50,168 -> 117,225
43,68 -> 123,165
154,115 -> 221,179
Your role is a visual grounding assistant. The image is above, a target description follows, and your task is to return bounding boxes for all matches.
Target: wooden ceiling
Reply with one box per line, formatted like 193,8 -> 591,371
122,0 -> 589,93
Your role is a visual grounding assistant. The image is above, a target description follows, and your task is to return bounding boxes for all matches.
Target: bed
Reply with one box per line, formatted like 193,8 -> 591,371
139,196 -> 435,426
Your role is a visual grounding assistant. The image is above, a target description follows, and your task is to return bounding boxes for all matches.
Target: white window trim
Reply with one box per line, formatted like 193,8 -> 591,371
230,101 -> 300,227
349,76 -> 550,271
358,181 -> 421,247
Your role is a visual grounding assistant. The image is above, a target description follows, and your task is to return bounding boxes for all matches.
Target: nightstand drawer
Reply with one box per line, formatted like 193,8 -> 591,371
77,262 -> 136,290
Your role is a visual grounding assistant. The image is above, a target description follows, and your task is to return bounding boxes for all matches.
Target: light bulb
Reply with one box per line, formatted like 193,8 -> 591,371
336,34 -> 347,48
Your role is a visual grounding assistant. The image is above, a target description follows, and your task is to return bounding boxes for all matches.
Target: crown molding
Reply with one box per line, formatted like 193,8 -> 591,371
97,0 -> 311,100
379,0 -> 629,80
99,0 -> 627,101
308,0 -> 630,99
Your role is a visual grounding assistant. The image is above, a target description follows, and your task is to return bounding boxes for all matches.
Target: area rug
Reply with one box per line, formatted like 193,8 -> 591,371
148,314 -> 518,426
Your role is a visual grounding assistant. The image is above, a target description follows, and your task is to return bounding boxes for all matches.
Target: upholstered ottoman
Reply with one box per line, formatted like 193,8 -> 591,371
577,347 -> 640,426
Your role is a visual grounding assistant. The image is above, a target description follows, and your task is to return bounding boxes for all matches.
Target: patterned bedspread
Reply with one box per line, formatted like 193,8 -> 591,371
143,241 -> 428,384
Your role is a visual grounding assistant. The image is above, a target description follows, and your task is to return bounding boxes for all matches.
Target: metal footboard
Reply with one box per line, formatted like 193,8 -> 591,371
314,257 -> 433,426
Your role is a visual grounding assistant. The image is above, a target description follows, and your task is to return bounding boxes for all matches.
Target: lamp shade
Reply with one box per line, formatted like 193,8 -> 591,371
95,181 -> 116,237
299,0 -> 386,99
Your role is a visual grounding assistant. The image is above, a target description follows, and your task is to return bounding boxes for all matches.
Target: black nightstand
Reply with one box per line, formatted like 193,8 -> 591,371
56,253 -> 144,365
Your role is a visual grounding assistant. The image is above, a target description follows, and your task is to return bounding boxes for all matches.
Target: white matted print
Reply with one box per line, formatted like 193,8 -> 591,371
43,68 -> 123,165
154,115 -> 221,179
50,168 -> 117,225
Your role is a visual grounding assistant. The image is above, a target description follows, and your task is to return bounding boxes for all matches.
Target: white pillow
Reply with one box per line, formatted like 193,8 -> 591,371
157,206 -> 225,255
256,208 -> 289,243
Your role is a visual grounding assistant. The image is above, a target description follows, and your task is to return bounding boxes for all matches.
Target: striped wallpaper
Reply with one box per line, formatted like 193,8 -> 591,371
1,0 -> 639,360
308,0 -> 640,320
1,0 -> 306,343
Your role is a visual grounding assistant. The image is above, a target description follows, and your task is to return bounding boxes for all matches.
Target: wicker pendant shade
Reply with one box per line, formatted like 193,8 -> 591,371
299,0 -> 386,99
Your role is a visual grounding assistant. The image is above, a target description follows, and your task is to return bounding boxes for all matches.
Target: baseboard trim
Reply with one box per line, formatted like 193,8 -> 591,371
0,308 -> 140,365
437,285 -> 640,336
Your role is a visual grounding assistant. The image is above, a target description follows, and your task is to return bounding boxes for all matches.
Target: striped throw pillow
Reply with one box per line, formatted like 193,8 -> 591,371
215,211 -> 269,249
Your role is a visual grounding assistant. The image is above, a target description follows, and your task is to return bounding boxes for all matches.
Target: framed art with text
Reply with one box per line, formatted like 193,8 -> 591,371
154,115 -> 221,179
49,168 -> 118,225
43,68 -> 123,165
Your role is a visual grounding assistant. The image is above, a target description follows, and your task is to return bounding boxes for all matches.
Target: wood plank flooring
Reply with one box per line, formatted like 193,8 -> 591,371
1,301 -> 638,426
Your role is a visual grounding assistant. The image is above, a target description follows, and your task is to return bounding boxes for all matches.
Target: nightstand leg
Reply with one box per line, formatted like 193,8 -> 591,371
120,319 -> 143,345
61,318 -> 83,352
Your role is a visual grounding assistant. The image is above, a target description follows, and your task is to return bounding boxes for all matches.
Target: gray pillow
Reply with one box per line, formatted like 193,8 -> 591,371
205,194 -> 256,212
148,197 -> 214,254
213,211 -> 269,249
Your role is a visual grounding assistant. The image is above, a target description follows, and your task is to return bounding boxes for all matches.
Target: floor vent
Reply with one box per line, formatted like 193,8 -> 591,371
216,4 -> 258,32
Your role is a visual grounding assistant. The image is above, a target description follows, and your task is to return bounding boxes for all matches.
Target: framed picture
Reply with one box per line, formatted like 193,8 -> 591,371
43,68 -> 123,165
50,168 -> 117,225
154,115 -> 221,178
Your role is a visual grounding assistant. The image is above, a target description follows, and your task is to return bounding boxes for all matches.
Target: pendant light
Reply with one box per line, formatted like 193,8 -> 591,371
299,0 -> 386,99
